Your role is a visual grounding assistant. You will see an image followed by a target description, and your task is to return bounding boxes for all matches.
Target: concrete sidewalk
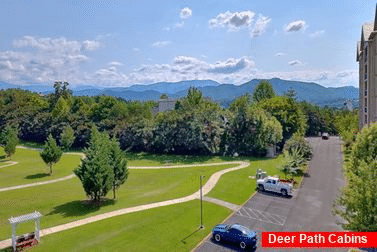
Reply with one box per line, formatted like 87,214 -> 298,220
0,161 -> 249,250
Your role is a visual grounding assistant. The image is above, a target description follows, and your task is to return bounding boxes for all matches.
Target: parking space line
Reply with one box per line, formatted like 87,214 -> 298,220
235,207 -> 287,226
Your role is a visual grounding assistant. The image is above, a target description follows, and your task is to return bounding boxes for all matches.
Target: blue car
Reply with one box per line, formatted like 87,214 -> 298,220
212,223 -> 257,250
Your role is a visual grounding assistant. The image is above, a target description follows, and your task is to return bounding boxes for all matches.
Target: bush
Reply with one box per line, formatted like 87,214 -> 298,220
283,134 -> 313,160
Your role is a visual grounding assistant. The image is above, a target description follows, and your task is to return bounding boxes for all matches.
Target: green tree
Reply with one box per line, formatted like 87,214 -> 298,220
4,126 -> 19,160
252,80 -> 276,103
74,127 -> 113,202
60,125 -> 75,150
284,134 -> 313,160
109,137 -> 128,199
52,97 -> 70,119
160,93 -> 168,99
40,134 -> 63,174
258,96 -> 307,149
283,87 -> 297,100
334,122 -> 377,231
280,148 -> 307,179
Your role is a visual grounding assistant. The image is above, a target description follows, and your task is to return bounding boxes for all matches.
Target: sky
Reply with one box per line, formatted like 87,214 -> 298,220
0,0 -> 375,88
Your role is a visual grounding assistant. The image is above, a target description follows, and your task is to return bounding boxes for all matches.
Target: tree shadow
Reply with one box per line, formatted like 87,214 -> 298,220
46,199 -> 116,218
24,173 -> 50,179
0,155 -> 6,160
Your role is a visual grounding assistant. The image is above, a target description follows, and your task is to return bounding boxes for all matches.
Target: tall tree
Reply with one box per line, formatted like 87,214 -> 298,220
4,125 -> 19,160
74,127 -> 113,202
252,80 -> 276,103
109,137 -> 128,199
60,125 -> 75,150
40,134 -> 63,174
334,122 -> 377,231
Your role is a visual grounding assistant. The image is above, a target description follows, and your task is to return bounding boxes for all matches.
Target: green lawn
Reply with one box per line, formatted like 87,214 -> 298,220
125,152 -> 244,167
1,200 -> 231,252
206,155 -> 285,205
0,163 -> 235,240
0,147 -> 82,188
0,147 -> 294,251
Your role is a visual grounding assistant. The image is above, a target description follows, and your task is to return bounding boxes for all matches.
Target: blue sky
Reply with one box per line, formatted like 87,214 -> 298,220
0,0 -> 375,87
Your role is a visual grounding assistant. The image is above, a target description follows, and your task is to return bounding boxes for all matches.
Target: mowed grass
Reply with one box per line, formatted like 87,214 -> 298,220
0,163 -> 235,240
125,152 -> 244,166
0,200 -> 231,252
206,155 -> 285,205
0,147 -> 82,188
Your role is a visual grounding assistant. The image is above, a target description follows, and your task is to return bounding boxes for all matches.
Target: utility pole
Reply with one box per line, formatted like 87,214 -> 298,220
200,175 -> 205,229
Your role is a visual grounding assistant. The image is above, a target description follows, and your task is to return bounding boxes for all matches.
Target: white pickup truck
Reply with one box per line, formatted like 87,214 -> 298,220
257,176 -> 293,196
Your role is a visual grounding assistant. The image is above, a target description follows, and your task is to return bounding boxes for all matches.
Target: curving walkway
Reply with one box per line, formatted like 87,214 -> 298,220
0,161 -> 250,249
0,161 -> 18,169
0,174 -> 76,192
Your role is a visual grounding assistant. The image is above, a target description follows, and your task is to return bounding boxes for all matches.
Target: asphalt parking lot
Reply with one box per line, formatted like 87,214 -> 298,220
194,137 -> 348,252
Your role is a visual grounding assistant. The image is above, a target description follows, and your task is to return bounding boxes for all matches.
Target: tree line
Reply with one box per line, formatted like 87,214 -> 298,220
0,80 -> 353,156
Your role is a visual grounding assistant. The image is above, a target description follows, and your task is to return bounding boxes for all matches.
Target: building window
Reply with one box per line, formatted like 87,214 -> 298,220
365,81 -> 367,90
365,108 -> 368,113
365,115 -> 368,124
365,98 -> 367,107
365,90 -> 368,96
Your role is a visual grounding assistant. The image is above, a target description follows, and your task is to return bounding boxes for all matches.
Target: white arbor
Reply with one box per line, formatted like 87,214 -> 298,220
8,211 -> 41,252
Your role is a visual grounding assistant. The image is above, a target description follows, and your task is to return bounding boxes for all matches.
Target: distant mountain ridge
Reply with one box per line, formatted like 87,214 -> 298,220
0,79 -> 359,108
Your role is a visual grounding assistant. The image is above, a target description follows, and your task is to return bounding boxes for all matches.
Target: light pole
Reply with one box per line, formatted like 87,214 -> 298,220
200,175 -> 205,229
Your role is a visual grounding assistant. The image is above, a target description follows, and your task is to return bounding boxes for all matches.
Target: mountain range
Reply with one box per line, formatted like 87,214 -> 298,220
0,79 -> 359,108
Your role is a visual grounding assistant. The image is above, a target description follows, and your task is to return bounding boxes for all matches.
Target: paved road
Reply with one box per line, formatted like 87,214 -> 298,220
195,136 -> 347,252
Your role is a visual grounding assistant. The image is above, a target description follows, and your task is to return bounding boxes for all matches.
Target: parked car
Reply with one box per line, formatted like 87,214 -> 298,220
212,223 -> 257,250
322,132 -> 329,140
257,176 -> 293,196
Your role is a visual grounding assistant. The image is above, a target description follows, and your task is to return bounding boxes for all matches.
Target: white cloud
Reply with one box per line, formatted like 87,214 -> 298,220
162,27 -> 171,31
82,40 -> 101,51
109,61 -> 123,66
209,11 -> 270,38
207,57 -> 254,74
284,20 -> 306,32
132,47 -> 140,52
288,60 -> 303,66
180,7 -> 192,19
251,15 -> 271,37
209,11 -> 255,31
152,41 -> 172,47
0,36 -> 103,84
275,52 -> 286,57
309,30 -> 325,38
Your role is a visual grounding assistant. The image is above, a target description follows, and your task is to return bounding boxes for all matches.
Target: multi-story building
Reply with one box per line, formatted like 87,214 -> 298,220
357,12 -> 377,129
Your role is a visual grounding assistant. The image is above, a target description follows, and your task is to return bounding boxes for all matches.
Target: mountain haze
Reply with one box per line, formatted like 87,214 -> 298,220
0,79 -> 358,108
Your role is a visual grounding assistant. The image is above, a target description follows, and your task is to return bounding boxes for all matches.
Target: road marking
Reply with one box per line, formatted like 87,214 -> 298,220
235,207 -> 287,226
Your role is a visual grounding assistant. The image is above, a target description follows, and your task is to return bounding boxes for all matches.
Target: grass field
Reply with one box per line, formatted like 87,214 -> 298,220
1,200 -> 231,252
0,146 -> 289,251
206,155 -> 285,205
0,148 -> 82,188
0,162 -> 235,240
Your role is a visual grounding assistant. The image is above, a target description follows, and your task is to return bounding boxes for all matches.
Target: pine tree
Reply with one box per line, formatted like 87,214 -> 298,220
74,127 -> 114,202
40,134 -> 63,174
109,137 -> 128,199
4,126 -> 19,160
61,125 -> 75,150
